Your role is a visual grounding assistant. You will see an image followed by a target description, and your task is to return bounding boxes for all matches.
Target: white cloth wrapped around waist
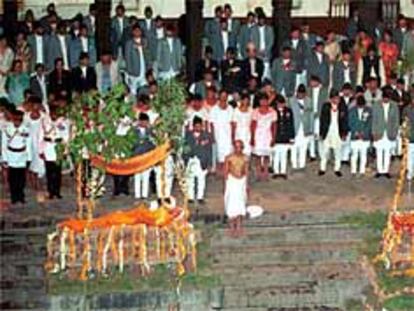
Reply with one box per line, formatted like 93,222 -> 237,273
224,174 -> 247,218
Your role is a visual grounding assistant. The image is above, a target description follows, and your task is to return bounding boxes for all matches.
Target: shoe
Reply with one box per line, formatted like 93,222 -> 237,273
318,170 -> 325,176
384,173 -> 392,179
281,174 -> 288,180
335,171 -> 342,177
188,199 -> 195,204
272,174 -> 279,179
375,173 -> 382,178
48,194 -> 55,200
56,194 -> 63,199
198,199 -> 206,205
309,157 -> 316,162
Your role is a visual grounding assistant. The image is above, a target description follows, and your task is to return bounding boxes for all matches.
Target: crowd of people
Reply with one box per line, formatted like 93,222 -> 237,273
1,3 -> 414,230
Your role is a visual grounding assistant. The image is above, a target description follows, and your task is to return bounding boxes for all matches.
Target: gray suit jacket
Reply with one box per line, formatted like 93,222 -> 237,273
27,34 -> 48,71
211,31 -> 237,61
68,36 -> 97,69
348,106 -> 372,141
282,38 -> 307,72
238,24 -> 254,59
250,25 -> 274,61
110,16 -> 129,58
204,19 -> 220,46
124,39 -> 150,76
156,37 -> 184,73
308,86 -> 329,118
271,58 -> 296,97
289,97 -> 314,136
332,60 -> 357,91
306,51 -> 330,88
372,102 -> 400,141
138,19 -> 157,63
83,15 -> 95,37
45,34 -> 70,71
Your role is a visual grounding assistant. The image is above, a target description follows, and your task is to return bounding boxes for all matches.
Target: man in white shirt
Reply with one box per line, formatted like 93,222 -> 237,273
372,88 -> 400,178
1,109 -> 32,205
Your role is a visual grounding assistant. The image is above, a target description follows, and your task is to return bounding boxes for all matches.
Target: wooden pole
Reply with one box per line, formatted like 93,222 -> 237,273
3,0 -> 18,45
272,0 -> 293,59
95,0 -> 112,58
185,0 -> 203,83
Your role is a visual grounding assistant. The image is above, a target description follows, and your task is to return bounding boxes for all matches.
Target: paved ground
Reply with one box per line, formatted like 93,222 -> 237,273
1,158 -> 411,218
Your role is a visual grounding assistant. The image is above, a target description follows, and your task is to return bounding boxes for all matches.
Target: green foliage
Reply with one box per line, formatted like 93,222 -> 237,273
376,265 -> 414,294
151,79 -> 187,152
64,84 -> 136,165
383,295 -> 414,311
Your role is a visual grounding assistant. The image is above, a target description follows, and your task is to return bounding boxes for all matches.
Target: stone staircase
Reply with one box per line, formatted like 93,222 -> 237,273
209,210 -> 370,311
0,202 -> 371,311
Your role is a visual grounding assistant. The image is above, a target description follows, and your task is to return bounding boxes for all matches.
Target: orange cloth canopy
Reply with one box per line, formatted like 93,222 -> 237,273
91,142 -> 170,175
58,205 -> 183,233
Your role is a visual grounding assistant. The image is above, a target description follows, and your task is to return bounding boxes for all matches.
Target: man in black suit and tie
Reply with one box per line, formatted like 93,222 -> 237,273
242,42 -> 264,88
30,63 -> 48,105
72,52 -> 97,94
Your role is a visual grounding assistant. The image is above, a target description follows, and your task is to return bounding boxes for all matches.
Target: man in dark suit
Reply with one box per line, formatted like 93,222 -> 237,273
83,3 -> 97,38
273,95 -> 295,179
71,52 -> 97,94
30,63 -> 48,104
211,18 -> 237,62
271,46 -> 296,97
221,47 -> 242,93
241,42 -> 264,87
393,15 -> 409,51
319,90 -> 348,176
47,57 -> 71,100
332,50 -> 357,91
138,6 -> 157,65
195,46 -> 219,82
204,6 -> 222,47
184,116 -> 213,203
283,27 -> 307,88
348,96 -> 372,176
110,3 -> 129,60
133,112 -> 156,199
238,12 -> 256,59
306,41 -> 330,89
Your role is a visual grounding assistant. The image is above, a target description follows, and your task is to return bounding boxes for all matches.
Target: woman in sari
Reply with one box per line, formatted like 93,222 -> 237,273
6,60 -> 30,105
378,30 -> 399,84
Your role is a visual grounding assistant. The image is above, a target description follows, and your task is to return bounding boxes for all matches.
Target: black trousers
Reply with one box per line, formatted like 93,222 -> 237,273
8,167 -> 26,204
113,175 -> 130,195
45,161 -> 62,197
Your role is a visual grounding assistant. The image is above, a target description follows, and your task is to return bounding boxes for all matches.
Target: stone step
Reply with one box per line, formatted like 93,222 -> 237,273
218,262 -> 364,287
211,224 -> 366,248
223,279 -> 366,309
212,244 -> 359,268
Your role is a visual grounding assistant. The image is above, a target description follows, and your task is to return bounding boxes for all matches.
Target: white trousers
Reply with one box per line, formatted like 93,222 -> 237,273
374,137 -> 395,174
291,136 -> 309,169
308,118 -> 320,159
134,168 -> 151,199
155,155 -> 175,198
350,140 -> 370,174
186,157 -> 208,200
320,140 -> 342,172
341,134 -> 351,162
407,143 -> 414,180
273,144 -> 290,174
263,61 -> 271,81
295,70 -> 307,90
126,73 -> 147,96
